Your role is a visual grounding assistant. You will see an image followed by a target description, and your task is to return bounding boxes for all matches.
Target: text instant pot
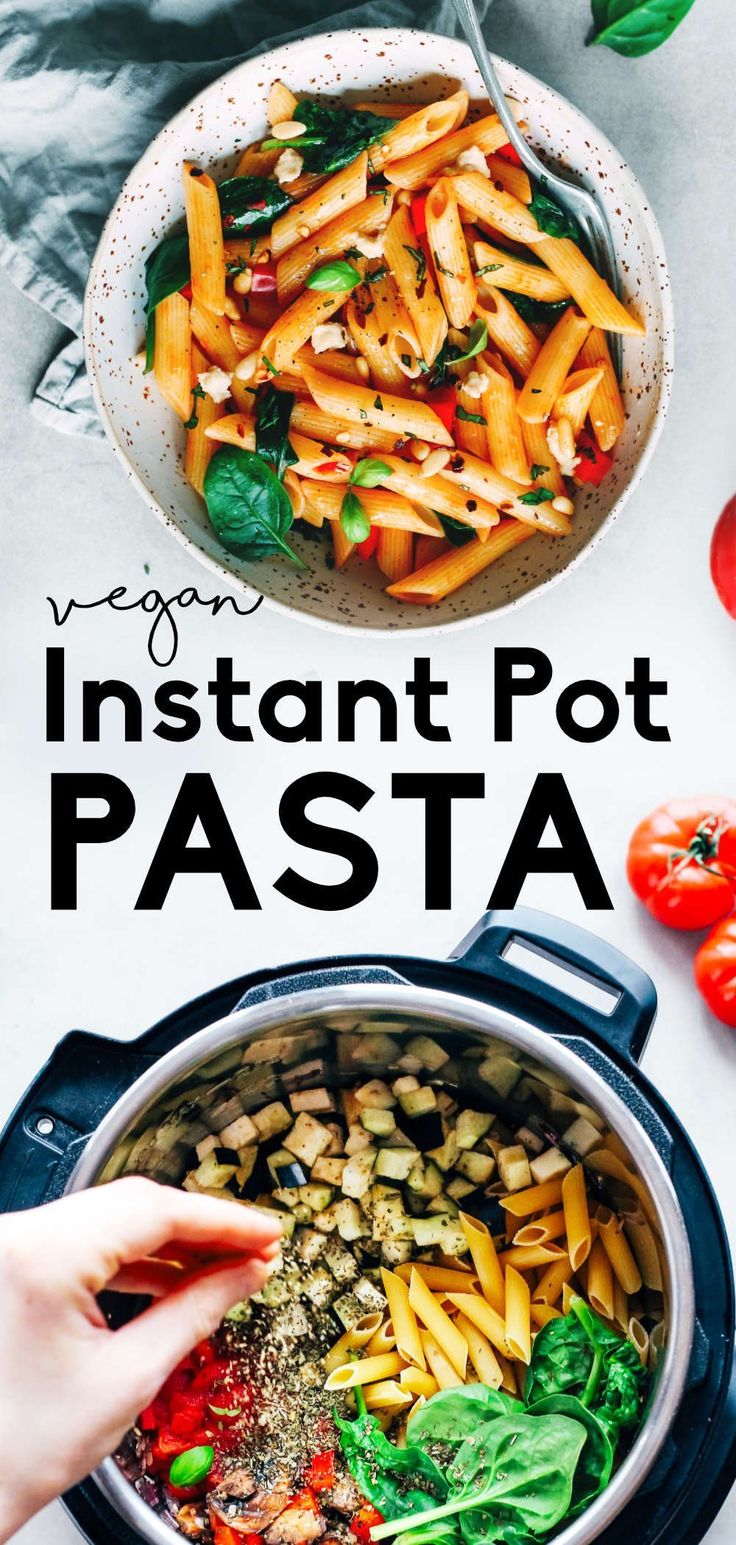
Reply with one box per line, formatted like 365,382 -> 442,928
44,644 -> 670,915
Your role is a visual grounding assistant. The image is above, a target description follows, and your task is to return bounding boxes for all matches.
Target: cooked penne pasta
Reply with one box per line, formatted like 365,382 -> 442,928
452,171 -> 546,246
425,179 -> 476,328
386,521 -> 533,602
301,481 -> 443,537
576,327 -> 626,451
271,153 -> 369,257
183,164 -> 226,315
475,285 -> 541,378
436,448 -> 571,534
191,302 -> 242,372
474,240 -> 570,302
371,91 -> 470,172
346,290 -> 409,390
289,398 -> 402,452
381,1268 -> 426,1369
520,420 -> 566,497
481,352 -> 530,483
484,154 -> 532,203
376,527 -> 415,581
153,291 -> 191,420
385,109 -> 516,190
562,1164 -> 593,1272
260,288 -> 351,373
276,191 -> 393,302
517,307 -> 592,423
554,366 -> 605,440
267,80 -> 298,126
535,235 -> 646,335
303,364 -> 453,445
378,453 -> 498,533
204,413 -> 256,450
185,343 -> 225,493
330,521 -> 355,567
383,205 -> 448,365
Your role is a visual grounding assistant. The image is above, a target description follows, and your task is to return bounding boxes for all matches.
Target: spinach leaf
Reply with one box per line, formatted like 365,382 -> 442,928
524,1313 -> 593,1406
407,1386 -> 522,1447
439,516 -> 476,548
399,1525 -> 461,1545
589,0 -> 697,57
203,447 -> 304,566
335,1407 -> 447,1519
529,188 -> 581,244
292,100 -> 399,175
143,234 -> 190,372
255,387 -> 297,479
218,176 -> 291,234
507,293 -> 569,327
526,1395 -> 613,1517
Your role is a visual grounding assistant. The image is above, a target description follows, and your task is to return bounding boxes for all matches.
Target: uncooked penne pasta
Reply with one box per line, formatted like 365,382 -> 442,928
324,1351 -> 405,1389
474,240 -> 570,302
271,153 -> 369,257
481,352 -> 530,484
562,1164 -> 593,1272
425,179 -> 476,328
517,307 -> 592,423
500,1179 -> 564,1217
420,1329 -> 464,1391
408,1269 -> 468,1378
394,1264 -> 481,1292
363,1380 -> 413,1413
366,1319 -> 398,1356
513,1209 -> 567,1246
153,291 -> 191,420
532,1255 -> 573,1306
399,1367 -> 439,1399
445,1291 -> 509,1357
505,1266 -> 531,1364
587,1237 -> 615,1320
576,327 -> 626,451
183,164 -> 226,316
376,527 -> 415,581
459,1211 -> 505,1315
303,365 -> 453,446
455,1311 -> 504,1388
383,205 -> 448,365
596,1207 -> 643,1295
386,521 -> 533,602
381,1269 -> 426,1369
535,235 -> 646,336
498,1243 -> 568,1271
324,1312 -> 384,1373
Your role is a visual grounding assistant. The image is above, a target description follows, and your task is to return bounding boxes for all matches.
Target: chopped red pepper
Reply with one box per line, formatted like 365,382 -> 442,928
169,1482 -> 206,1502
286,1488 -> 319,1515
192,1340 -> 217,1367
313,460 -> 343,476
357,527 -> 379,560
496,141 -> 524,167
574,429 -> 613,485
179,283 -> 193,301
427,383 -> 457,437
351,1505 -> 385,1543
139,1403 -> 160,1432
305,1450 -> 336,1492
151,1429 -> 192,1462
191,1358 -> 237,1392
410,193 -> 429,238
214,1527 -> 254,1545
250,260 -> 278,294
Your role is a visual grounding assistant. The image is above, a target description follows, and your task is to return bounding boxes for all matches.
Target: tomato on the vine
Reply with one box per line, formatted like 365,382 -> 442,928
710,494 -> 736,619
695,918 -> 736,1027
626,797 -> 736,930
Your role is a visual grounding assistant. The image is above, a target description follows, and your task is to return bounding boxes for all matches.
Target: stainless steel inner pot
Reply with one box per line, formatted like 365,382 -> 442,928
68,983 -> 695,1545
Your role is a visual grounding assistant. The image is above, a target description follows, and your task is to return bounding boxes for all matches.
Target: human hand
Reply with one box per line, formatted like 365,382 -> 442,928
0,1177 -> 282,1541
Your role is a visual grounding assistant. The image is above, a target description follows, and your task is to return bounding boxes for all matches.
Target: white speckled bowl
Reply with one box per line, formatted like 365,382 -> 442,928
84,27 -> 672,634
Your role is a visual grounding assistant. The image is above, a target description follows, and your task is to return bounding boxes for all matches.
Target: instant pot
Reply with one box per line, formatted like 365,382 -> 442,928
1,908 -> 734,1545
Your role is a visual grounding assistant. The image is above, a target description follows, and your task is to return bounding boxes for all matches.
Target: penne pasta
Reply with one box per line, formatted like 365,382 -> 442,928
303,364 -> 453,445
520,420 -> 566,497
324,1312 -> 384,1373
554,366 -> 605,440
475,285 -> 541,378
289,397 -> 402,452
260,288 -> 351,374
185,343 -> 225,493
408,1269 -> 468,1378
346,289 -> 409,391
517,307 -> 592,423
371,91 -> 470,172
394,1264 -> 480,1291
153,291 -> 191,420
531,1302 -> 563,1328
455,1312 -> 504,1389
532,1255 -> 573,1306
331,521 -> 355,567
445,1292 -> 509,1357
498,1243 -> 569,1271
513,1209 -> 567,1246
324,1352 -> 405,1389
504,1266 -> 531,1364
183,163 -> 226,316
271,153 -> 369,257
383,205 -> 448,365
381,1269 -> 426,1369
562,1164 -> 593,1272
481,352 -> 531,484
376,527 -> 415,581
596,1207 -> 643,1295
474,240 -> 570,302
425,179 -> 476,328
419,1329 -> 465,1391
363,1380 -> 413,1413
535,235 -> 646,336
500,1179 -> 564,1217
386,521 -> 533,603
576,327 -> 626,451
191,302 -> 242,372
267,80 -> 298,125
276,191 -> 393,302
301,480 -> 443,537
587,1237 -> 615,1320
484,154 -> 532,204
399,1367 -> 439,1399
452,171 -> 546,247
378,453 -> 499,533
459,1211 -> 505,1315
436,448 -> 571,534
366,1319 -> 398,1356
385,109 -> 517,190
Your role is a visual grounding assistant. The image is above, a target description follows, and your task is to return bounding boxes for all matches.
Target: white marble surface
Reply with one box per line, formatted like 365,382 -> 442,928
2,0 -> 736,1540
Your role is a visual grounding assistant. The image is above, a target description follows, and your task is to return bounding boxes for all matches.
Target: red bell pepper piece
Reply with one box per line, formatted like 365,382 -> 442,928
139,1403 -> 159,1432
179,283 -> 193,301
305,1450 -> 336,1492
574,429 -> 613,485
250,260 -> 278,294
428,383 -> 457,436
357,527 -> 379,559
168,1482 -> 206,1502
351,1505 -> 385,1543
410,193 -> 428,238
286,1488 -> 319,1514
151,1430 -> 192,1462
192,1339 -> 217,1367
496,142 -> 524,167
214,1527 -> 254,1545
191,1358 -> 236,1392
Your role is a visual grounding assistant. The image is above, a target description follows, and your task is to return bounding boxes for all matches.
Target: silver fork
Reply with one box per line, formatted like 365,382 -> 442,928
451,0 -> 622,376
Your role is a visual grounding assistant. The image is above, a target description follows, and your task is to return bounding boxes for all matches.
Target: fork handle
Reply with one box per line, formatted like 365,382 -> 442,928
451,0 -> 532,165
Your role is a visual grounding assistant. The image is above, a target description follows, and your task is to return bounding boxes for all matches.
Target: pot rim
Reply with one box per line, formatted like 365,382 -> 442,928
68,983 -> 694,1545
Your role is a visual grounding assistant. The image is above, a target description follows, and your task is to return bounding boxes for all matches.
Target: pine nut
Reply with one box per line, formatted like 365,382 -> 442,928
410,440 -> 431,462
297,224 -> 311,240
396,189 -> 413,206
355,358 -> 370,379
271,120 -> 308,140
256,248 -> 272,264
232,270 -> 252,295
420,448 -> 451,478
224,296 -> 241,321
233,350 -> 260,382
552,496 -> 575,515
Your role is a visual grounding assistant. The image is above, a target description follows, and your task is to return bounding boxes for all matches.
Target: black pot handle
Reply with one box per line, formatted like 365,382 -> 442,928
232,963 -> 409,1012
451,907 -> 657,1064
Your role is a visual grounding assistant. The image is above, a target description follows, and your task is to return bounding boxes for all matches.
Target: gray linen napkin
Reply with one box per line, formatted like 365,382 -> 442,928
0,0 -> 492,436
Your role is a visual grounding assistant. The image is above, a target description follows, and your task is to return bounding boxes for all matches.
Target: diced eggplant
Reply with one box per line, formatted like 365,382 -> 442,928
391,1075 -> 420,1097
217,1112 -> 259,1150
435,1090 -> 458,1118
397,1086 -> 437,1120
374,1147 -> 416,1183
282,1058 -> 329,1090
341,1089 -> 362,1127
426,1193 -> 460,1218
323,1121 -> 346,1156
195,1133 -> 218,1163
427,1132 -> 460,1173
461,1192 -> 506,1237
289,1087 -> 335,1115
515,1124 -> 546,1156
332,1292 -> 364,1330
322,1236 -> 359,1284
405,1035 -> 449,1071
235,1145 -> 259,1183
271,1189 -> 314,1224
498,1145 -> 533,1193
355,1080 -> 396,1110
404,1109 -> 444,1150
297,1182 -> 335,1212
333,1198 -> 370,1242
268,1149 -> 308,1189
454,1110 -> 494,1150
296,1229 -> 327,1265
271,1301 -> 311,1338
252,1102 -> 293,1141
446,1175 -> 478,1201
345,1123 -> 374,1155
301,1267 -> 335,1308
341,1147 -> 377,1200
455,1149 -> 496,1186
251,1201 -> 296,1238
360,1107 -> 397,1138
353,1276 -> 387,1313
194,1152 -> 238,1189
283,1112 -> 332,1168
562,1115 -> 603,1158
372,1192 -> 414,1241
311,1156 -> 346,1185
412,1215 -> 468,1252
381,1238 -> 414,1265
406,1157 -> 444,1199
529,1146 -> 573,1184
478,1053 -> 523,1099
349,1029 -> 403,1065
312,1203 -> 339,1234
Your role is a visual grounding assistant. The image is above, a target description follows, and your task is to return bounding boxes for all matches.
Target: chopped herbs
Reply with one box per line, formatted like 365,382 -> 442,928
456,405 -> 487,425
183,381 -> 206,430
433,251 -> 455,277
403,243 -> 427,284
508,292 -> 569,326
476,262 -> 503,275
374,395 -> 384,411
364,263 -> 389,283
262,355 -> 279,376
255,386 -> 298,479
519,487 -> 556,505
530,463 -> 550,478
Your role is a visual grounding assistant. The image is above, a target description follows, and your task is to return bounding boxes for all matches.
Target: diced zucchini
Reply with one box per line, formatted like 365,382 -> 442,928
412,1215 -> 468,1252
298,1182 -> 335,1212
446,1175 -> 479,1201
296,1229 -> 326,1265
195,1133 -> 218,1162
360,1107 -> 397,1138
268,1149 -> 308,1189
342,1147 -> 377,1200
381,1239 -> 414,1266
405,1035 -> 449,1071
302,1267 -> 336,1308
349,1030 -> 403,1065
289,1086 -> 335,1115
498,1145 -> 533,1193
332,1293 -> 364,1330
435,1090 -> 459,1118
322,1237 -> 359,1284
217,1113 -> 258,1150
398,1086 -> 437,1119
272,1189 -> 314,1224
312,1203 -> 339,1234
312,1156 -> 347,1185
374,1147 -> 416,1182
406,1157 -> 444,1199
194,1152 -> 238,1189
345,1124 -> 374,1155
455,1149 -> 496,1186
529,1146 -> 573,1184
427,1131 -> 459,1173
478,1054 -> 523,1099
252,1101 -> 293,1140
454,1110 -> 494,1150
372,1193 -> 415,1241
257,1272 -> 295,1309
355,1080 -> 396,1110
562,1116 -> 602,1158
251,1201 -> 296,1238
283,1112 -> 332,1168
392,1075 -> 420,1097
333,1198 -> 370,1241
353,1276 -> 387,1313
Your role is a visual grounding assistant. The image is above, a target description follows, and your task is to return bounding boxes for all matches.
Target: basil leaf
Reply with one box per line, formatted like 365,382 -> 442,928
218,176 -> 292,234
530,462 -> 550,478
403,243 -> 427,284
519,487 -> 555,505
439,516 -> 476,548
589,0 -> 697,56
507,293 -> 570,326
456,405 -> 486,425
305,260 -> 361,292
255,386 -> 297,479
203,447 -> 304,566
340,489 -> 371,543
143,234 -> 190,373
428,321 -> 488,386
529,188 -> 581,243
350,458 -> 392,489
168,1445 -> 214,1488
455,319 -> 488,363
293,100 -> 399,175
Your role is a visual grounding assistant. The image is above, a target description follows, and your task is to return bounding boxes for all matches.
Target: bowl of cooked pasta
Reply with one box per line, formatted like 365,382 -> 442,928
84,28 -> 673,631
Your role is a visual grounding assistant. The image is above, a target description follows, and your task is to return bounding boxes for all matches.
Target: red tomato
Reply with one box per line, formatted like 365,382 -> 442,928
191,1358 -> 236,1392
357,526 -> 379,559
710,495 -> 736,620
428,384 -> 457,436
305,1450 -> 336,1491
214,1527 -> 251,1545
496,141 -> 524,167
169,1482 -> 206,1502
695,919 -> 736,1027
574,429 -> 613,485
250,260 -> 278,294
351,1505 -> 385,1543
627,798 -> 736,930
410,193 -> 429,237
139,1403 -> 160,1431
151,1430 -> 192,1462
